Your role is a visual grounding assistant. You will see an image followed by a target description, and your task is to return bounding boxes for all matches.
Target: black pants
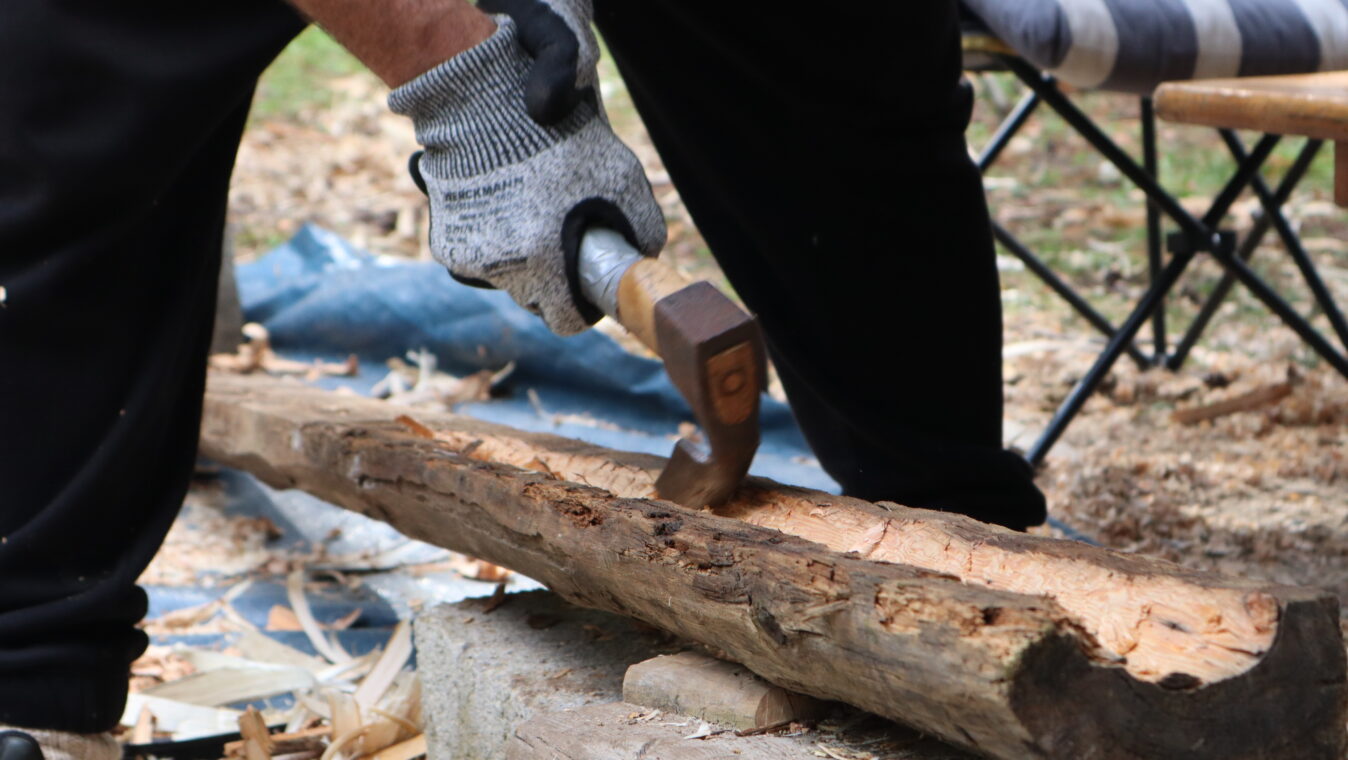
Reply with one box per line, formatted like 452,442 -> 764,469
0,0 -> 1042,733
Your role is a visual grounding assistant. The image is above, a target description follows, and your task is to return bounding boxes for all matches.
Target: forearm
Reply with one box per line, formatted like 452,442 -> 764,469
286,0 -> 496,87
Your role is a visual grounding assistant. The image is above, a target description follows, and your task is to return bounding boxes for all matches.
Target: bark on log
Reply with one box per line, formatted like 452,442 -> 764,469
200,374 -> 1348,760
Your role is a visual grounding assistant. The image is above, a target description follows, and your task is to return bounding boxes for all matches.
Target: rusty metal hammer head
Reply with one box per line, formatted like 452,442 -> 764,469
574,228 -> 764,508
651,282 -> 765,508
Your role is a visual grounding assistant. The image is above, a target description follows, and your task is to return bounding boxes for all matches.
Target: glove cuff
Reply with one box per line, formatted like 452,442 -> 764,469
388,15 -> 592,179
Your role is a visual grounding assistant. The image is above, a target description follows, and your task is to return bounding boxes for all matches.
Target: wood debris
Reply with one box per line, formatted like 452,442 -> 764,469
1171,381 -> 1294,425
131,706 -> 156,746
287,569 -> 353,665
209,323 -> 358,380
372,349 -> 512,412
123,618 -> 423,760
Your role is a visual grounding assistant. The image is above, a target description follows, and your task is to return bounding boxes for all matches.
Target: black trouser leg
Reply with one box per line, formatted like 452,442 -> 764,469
593,1 -> 1045,529
0,2 -> 303,732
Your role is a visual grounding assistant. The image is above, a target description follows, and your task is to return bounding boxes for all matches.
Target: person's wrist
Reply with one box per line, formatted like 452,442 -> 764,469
385,4 -> 497,88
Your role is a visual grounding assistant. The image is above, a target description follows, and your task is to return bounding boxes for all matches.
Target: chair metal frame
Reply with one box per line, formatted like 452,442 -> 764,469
973,52 -> 1348,466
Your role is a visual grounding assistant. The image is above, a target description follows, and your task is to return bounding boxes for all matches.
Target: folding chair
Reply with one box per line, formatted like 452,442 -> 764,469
961,0 -> 1348,466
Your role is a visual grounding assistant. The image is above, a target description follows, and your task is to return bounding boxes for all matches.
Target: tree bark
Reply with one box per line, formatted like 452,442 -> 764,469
200,374 -> 1348,760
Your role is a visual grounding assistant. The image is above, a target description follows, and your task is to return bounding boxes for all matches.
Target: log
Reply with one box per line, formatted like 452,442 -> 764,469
200,374 -> 1348,760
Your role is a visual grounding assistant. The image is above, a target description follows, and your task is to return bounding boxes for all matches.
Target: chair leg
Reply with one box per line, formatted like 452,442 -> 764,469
977,89 -> 1040,171
1002,57 -> 1206,235
1228,135 -> 1348,354
1027,248 -> 1200,466
1018,95 -> 1279,463
1141,96 -> 1167,364
1168,137 -> 1323,369
975,74 -> 1149,367
992,221 -> 1151,368
1210,245 -> 1348,377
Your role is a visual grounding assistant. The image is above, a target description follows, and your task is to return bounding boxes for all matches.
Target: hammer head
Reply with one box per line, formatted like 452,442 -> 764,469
652,282 -> 765,508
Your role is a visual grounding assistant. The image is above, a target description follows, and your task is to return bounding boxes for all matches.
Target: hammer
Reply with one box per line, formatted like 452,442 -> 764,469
577,228 -> 764,508
406,155 -> 763,507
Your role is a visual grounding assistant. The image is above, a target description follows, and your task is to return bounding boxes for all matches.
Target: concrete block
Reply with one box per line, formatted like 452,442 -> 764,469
506,702 -> 975,760
415,590 -> 970,760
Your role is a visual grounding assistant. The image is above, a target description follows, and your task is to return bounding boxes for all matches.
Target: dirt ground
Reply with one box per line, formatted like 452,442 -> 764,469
209,50 -> 1348,627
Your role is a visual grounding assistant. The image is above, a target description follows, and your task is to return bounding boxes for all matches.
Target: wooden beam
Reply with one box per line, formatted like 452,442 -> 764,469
1154,72 -> 1348,142
200,374 -> 1347,760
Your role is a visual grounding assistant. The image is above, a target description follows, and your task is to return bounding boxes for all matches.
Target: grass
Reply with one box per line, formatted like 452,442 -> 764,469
251,26 -> 365,125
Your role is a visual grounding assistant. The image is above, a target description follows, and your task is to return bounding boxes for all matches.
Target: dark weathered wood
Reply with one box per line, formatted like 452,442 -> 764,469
200,374 -> 1348,760
1337,140 -> 1348,208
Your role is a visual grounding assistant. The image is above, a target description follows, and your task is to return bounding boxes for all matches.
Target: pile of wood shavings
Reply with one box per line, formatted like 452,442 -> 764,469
122,571 -> 425,760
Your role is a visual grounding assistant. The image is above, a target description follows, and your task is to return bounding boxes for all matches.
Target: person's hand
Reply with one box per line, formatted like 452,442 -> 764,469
389,0 -> 666,335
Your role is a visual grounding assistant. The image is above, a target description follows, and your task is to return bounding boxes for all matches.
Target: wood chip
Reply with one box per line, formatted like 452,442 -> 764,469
327,691 -> 362,752
481,582 -> 508,613
121,694 -> 242,740
239,707 -> 273,760
131,705 -> 156,745
395,415 -> 435,440
267,605 -> 305,632
142,666 -> 315,707
354,621 -> 413,711
1172,382 -> 1293,425
287,570 -> 352,665
228,727 -> 332,758
368,734 -> 427,760
235,632 -> 331,675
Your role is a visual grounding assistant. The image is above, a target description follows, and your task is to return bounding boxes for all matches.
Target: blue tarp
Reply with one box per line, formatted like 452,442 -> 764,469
235,224 -> 838,491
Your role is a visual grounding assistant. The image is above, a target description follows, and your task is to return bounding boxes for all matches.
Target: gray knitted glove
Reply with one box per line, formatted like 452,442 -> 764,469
389,12 -> 666,335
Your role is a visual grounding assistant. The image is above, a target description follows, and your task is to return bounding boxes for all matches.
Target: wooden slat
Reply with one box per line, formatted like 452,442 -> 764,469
1155,71 -> 1348,141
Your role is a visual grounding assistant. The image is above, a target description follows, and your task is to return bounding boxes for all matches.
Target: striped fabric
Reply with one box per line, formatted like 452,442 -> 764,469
963,0 -> 1348,92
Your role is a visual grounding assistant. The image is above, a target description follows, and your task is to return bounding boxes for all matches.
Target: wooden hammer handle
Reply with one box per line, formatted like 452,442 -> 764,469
616,257 -> 691,353
575,227 -> 691,354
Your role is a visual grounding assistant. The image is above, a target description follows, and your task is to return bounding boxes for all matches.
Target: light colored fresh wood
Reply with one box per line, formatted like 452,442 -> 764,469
354,621 -> 413,710
131,705 -> 156,745
239,707 -> 273,760
200,375 -> 1348,760
287,569 -> 352,665
228,728 -> 332,759
623,652 -> 821,730
120,694 -> 242,739
368,734 -> 427,760
1155,71 -> 1348,141
141,666 -> 315,707
235,631 -> 332,675
615,257 -> 691,352
327,691 -> 363,749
